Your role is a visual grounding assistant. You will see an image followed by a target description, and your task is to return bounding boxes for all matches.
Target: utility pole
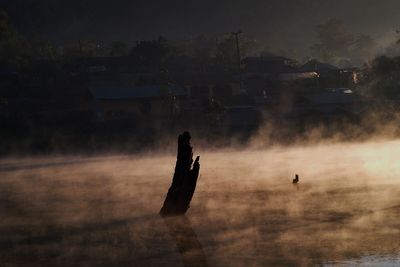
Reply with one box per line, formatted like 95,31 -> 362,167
231,31 -> 242,72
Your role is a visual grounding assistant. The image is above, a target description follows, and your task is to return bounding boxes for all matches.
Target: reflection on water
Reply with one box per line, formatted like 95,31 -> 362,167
163,216 -> 208,267
324,255 -> 400,266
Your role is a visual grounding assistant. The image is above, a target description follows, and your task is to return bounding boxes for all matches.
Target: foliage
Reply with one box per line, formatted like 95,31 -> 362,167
362,56 -> 400,99
63,40 -> 105,60
29,36 -> 60,61
311,19 -> 354,64
130,36 -> 177,71
215,34 -> 257,71
109,41 -> 129,56
179,34 -> 216,71
215,35 -> 237,70
0,10 -> 62,72
0,10 -> 28,67
351,35 -> 378,66
310,19 -> 380,67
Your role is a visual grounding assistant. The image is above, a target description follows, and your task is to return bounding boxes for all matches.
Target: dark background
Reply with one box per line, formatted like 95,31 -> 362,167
2,0 -> 400,56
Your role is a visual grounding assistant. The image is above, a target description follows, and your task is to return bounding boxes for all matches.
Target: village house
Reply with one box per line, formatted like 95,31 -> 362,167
240,56 -> 319,104
87,83 -> 187,128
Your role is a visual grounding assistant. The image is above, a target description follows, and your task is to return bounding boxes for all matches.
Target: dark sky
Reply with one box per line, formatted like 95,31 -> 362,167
2,0 -> 400,55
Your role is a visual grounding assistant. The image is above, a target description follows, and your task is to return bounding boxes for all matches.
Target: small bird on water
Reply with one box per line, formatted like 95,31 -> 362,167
292,174 -> 299,184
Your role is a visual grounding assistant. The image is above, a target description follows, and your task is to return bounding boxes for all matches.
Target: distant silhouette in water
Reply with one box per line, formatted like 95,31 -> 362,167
163,216 -> 208,267
293,174 -> 299,184
160,131 -> 201,216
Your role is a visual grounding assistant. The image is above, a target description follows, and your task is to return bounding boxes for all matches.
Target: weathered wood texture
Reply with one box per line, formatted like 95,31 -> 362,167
160,132 -> 200,216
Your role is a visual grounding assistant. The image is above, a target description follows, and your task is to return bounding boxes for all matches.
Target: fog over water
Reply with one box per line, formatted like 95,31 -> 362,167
1,139 -> 400,266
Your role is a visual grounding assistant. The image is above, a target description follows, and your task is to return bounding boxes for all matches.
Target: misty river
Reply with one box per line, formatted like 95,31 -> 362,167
1,139 -> 400,266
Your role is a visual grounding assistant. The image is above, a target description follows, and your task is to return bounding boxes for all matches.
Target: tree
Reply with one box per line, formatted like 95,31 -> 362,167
180,34 -> 216,72
109,41 -> 129,56
215,35 -> 237,70
215,34 -> 257,71
351,34 -> 378,66
0,10 -> 28,67
130,36 -> 177,71
311,19 -> 354,64
383,30 -> 400,57
368,56 -> 397,77
362,56 -> 400,99
62,40 -> 107,60
29,35 -> 60,61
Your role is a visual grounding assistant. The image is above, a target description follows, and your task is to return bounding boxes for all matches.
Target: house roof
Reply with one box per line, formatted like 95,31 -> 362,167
88,84 -> 187,100
278,72 -> 319,81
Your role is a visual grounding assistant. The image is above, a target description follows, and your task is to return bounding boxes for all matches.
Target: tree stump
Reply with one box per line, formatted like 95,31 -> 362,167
160,132 -> 200,216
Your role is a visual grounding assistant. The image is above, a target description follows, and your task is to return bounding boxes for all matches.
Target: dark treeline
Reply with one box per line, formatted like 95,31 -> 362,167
2,9 -> 400,155
0,9 -> 393,71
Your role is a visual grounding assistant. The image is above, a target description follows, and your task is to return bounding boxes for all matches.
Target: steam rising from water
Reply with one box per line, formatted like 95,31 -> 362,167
1,139 -> 400,266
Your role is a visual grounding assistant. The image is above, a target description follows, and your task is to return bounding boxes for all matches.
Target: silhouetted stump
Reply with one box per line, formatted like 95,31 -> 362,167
160,132 -> 200,216
163,216 -> 208,267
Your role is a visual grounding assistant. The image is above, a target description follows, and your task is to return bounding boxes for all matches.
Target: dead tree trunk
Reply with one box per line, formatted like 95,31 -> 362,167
160,132 -> 200,216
